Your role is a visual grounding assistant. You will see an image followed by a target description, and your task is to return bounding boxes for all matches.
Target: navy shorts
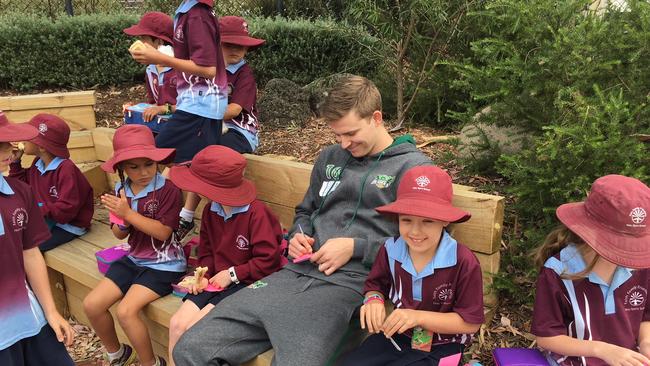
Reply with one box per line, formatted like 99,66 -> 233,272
105,256 -> 185,297
0,324 -> 74,366
340,333 -> 464,366
155,110 -> 222,163
183,283 -> 246,308
221,129 -> 253,153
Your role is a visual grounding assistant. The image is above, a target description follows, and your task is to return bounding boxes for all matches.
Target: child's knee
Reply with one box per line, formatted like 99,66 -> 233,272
83,292 -> 104,317
169,312 -> 190,336
116,302 -> 139,325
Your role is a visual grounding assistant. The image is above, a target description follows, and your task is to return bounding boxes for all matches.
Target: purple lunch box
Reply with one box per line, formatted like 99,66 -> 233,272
95,243 -> 131,274
493,348 -> 549,366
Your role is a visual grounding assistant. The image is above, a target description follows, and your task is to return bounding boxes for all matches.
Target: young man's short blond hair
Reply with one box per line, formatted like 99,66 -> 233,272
320,75 -> 382,123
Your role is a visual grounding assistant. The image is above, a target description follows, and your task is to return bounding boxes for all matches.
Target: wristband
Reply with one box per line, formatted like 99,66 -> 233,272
363,294 -> 384,305
228,266 -> 240,284
165,103 -> 172,114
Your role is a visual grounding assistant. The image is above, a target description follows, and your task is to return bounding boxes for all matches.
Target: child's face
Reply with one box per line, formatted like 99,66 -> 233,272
22,141 -> 39,156
0,142 -> 13,172
139,35 -> 162,48
121,158 -> 157,188
222,43 -> 248,65
398,215 -> 448,257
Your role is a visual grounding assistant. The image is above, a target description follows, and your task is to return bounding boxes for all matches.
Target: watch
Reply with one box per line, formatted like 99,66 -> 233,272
228,266 -> 240,284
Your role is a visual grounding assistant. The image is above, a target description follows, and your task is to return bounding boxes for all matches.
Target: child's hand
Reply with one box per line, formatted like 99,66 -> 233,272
143,105 -> 165,122
188,277 -> 208,295
288,233 -> 315,259
10,143 -> 23,162
595,342 -> 650,366
46,312 -> 74,346
360,301 -> 386,334
101,191 -> 131,220
381,309 -> 421,338
209,270 -> 233,289
130,44 -> 163,66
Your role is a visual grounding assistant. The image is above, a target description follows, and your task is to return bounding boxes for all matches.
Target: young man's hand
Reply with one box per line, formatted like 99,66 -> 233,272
310,237 -> 353,275
288,233 -> 315,259
381,309 -> 421,338
46,312 -> 74,347
360,300 -> 385,334
209,270 -> 233,289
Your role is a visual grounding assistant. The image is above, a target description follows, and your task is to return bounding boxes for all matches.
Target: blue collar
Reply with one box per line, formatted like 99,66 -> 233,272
116,173 -> 166,200
386,230 -> 457,278
146,64 -> 173,75
175,0 -> 199,15
35,157 -> 65,175
210,202 -> 250,221
226,59 -> 246,74
0,175 -> 14,195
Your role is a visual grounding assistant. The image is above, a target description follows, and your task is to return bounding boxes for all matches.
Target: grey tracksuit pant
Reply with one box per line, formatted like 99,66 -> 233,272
173,269 -> 363,366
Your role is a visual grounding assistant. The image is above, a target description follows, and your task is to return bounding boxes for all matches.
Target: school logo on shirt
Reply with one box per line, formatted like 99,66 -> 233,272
175,27 -> 184,42
235,235 -> 249,250
38,123 -> 47,135
371,175 -> 395,189
11,207 -> 29,231
49,186 -> 58,198
624,285 -> 647,311
433,283 -> 454,304
629,207 -> 647,227
143,199 -> 159,217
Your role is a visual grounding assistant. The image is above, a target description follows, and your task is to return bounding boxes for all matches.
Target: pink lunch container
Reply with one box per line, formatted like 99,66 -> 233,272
95,243 -> 131,274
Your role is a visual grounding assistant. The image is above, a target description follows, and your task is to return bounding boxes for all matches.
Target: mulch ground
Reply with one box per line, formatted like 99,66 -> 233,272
8,84 -> 535,365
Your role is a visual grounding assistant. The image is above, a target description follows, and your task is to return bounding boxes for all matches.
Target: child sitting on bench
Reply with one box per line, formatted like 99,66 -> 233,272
83,125 -> 185,366
167,145 -> 284,366
340,166 -> 484,365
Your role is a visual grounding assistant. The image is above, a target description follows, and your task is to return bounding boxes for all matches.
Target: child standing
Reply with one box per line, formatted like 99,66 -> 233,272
83,125 -> 185,366
167,145 -> 284,366
219,15 -> 265,154
9,113 -> 94,251
340,166 -> 484,365
124,12 -> 177,124
0,112 -> 74,365
532,175 -> 650,366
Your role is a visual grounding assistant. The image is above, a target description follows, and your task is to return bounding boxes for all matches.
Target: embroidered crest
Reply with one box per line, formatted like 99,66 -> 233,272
38,123 -> 47,135
49,186 -> 59,198
371,175 -> 395,189
143,199 -> 159,217
235,234 -> 249,250
247,280 -> 267,289
415,175 -> 430,188
433,283 -> 454,304
629,207 -> 647,227
625,285 -> 647,310
325,164 -> 342,180
12,207 -> 29,231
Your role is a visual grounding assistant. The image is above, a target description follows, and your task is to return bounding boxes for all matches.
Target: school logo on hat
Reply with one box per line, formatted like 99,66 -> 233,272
415,175 -> 430,188
630,207 -> 647,226
11,207 -> 29,231
371,174 -> 395,189
625,285 -> 647,310
235,234 -> 249,250
38,123 -> 48,135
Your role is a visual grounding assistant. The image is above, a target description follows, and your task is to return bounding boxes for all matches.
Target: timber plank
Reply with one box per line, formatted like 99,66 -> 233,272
92,127 -> 116,162
78,162 -> 109,197
6,105 -> 96,131
0,91 -> 95,110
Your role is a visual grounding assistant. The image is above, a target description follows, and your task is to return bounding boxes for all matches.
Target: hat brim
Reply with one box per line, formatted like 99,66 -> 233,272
376,198 -> 471,224
0,124 -> 39,142
221,35 -> 265,49
31,135 -> 70,159
123,25 -> 173,44
169,165 -> 256,206
101,147 -> 175,173
557,202 -> 650,269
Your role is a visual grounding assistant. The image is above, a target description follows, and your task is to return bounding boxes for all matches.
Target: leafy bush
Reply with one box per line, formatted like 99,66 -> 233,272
0,14 -> 380,91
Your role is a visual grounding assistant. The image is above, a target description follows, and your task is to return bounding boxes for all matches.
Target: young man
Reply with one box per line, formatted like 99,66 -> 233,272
172,75 -> 432,366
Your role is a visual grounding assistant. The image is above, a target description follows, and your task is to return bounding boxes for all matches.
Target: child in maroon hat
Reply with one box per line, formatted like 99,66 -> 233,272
0,111 -> 75,365
340,165 -> 484,366
167,145 -> 284,366
219,15 -> 265,154
531,175 -> 650,366
9,113 -> 94,251
84,125 -> 184,366
124,11 -> 178,124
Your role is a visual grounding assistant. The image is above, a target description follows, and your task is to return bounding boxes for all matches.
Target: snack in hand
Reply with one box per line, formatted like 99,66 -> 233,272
178,266 -> 208,289
129,40 -> 146,52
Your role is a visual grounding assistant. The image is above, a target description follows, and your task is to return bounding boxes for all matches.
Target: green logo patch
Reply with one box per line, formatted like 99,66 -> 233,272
247,280 -> 268,289
371,174 -> 395,189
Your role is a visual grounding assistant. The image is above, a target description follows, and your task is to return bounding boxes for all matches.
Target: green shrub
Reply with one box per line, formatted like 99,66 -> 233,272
0,14 -> 379,91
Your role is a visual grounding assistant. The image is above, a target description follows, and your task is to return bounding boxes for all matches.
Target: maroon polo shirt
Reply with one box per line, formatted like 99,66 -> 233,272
226,62 -> 259,134
9,158 -> 94,229
145,66 -> 178,106
364,233 -> 485,346
197,199 -> 284,284
120,179 -> 183,260
532,246 -> 650,366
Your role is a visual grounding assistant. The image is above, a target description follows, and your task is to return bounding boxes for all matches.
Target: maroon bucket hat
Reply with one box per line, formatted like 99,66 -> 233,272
0,111 -> 38,142
219,16 -> 265,49
556,174 -> 650,269
169,145 -> 256,206
24,113 -> 71,158
101,124 -> 175,173
123,11 -> 174,44
376,165 -> 471,223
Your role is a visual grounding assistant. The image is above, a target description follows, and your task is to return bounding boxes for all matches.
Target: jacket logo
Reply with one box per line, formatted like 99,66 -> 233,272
325,164 -> 342,180
235,235 -> 249,250
371,175 -> 395,189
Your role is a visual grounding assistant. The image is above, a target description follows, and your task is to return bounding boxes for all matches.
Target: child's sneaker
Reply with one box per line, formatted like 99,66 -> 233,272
106,344 -> 136,366
155,356 -> 167,366
174,217 -> 195,243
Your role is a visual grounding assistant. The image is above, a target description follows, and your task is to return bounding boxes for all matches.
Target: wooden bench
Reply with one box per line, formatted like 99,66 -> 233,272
41,126 -> 503,365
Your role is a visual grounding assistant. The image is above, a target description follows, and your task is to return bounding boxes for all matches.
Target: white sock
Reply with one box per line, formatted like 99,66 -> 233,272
107,344 -> 124,361
180,208 -> 194,222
